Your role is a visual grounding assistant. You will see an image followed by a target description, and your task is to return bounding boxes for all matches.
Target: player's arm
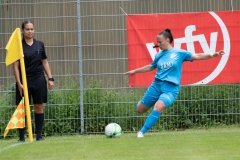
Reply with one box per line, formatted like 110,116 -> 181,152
42,59 -> 54,90
190,50 -> 225,61
124,64 -> 155,76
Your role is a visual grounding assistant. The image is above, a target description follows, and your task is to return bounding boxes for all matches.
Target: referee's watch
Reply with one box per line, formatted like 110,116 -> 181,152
48,78 -> 54,81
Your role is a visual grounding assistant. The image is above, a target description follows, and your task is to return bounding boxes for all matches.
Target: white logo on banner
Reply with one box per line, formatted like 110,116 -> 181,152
146,12 -> 230,85
174,25 -> 217,54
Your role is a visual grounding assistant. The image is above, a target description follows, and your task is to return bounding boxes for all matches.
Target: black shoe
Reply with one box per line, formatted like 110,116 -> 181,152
36,137 -> 44,141
18,139 -> 25,142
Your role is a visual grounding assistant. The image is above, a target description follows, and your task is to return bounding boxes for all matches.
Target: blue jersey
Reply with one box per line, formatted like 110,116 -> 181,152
150,48 -> 192,85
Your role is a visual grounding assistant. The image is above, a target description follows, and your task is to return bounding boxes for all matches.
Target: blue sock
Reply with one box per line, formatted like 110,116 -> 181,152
140,110 -> 161,134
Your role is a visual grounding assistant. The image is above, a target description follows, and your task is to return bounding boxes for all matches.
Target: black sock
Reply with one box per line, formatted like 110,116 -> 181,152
18,116 -> 26,140
18,128 -> 25,140
35,113 -> 44,139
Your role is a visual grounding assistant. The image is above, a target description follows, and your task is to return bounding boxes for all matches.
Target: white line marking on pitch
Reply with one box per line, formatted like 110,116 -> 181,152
0,142 -> 28,154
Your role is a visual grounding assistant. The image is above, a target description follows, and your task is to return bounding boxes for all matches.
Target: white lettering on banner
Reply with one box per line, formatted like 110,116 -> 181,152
191,12 -> 230,85
146,25 -> 218,60
174,25 -> 218,54
145,12 -> 230,85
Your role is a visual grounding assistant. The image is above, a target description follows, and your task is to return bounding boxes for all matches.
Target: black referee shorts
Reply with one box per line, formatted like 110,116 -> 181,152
15,73 -> 47,105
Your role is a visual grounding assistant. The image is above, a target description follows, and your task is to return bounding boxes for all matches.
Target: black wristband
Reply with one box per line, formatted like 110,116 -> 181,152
48,78 -> 54,81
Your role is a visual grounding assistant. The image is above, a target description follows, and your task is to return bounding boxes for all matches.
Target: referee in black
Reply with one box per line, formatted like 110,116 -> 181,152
13,20 -> 54,142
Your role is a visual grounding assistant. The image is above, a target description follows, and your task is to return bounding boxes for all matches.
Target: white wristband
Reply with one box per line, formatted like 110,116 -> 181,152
209,53 -> 214,57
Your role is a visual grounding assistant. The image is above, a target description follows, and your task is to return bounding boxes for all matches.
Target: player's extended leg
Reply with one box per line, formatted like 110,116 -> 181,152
137,80 -> 180,138
34,103 -> 44,141
135,81 -> 161,137
136,101 -> 151,113
137,100 -> 165,137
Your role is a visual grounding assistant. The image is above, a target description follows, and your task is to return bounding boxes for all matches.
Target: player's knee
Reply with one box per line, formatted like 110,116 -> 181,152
154,100 -> 166,112
136,107 -> 145,114
154,105 -> 165,112
136,109 -> 145,114
136,102 -> 149,113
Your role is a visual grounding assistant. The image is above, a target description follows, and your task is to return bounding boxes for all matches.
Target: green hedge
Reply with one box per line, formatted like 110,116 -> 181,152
0,80 -> 240,138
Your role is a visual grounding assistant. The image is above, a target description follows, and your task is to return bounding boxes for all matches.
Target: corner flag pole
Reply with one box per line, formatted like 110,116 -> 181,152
5,28 -> 33,142
19,57 -> 33,142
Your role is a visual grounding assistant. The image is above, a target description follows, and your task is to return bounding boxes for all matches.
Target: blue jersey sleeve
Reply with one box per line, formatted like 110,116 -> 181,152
180,50 -> 192,61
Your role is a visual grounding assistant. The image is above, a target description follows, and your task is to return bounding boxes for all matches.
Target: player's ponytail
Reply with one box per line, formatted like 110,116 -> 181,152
158,28 -> 173,44
165,28 -> 171,33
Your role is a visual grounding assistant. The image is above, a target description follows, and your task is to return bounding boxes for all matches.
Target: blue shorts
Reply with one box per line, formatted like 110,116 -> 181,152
140,79 -> 180,108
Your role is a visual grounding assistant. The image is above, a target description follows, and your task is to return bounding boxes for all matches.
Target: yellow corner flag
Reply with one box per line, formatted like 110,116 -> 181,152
5,28 -> 24,66
5,28 -> 33,142
4,98 -> 25,138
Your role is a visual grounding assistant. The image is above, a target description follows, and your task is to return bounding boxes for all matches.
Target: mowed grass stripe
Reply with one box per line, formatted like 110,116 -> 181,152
0,127 -> 239,160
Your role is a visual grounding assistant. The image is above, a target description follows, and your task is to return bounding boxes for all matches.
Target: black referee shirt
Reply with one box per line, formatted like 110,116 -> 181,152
21,39 -> 47,77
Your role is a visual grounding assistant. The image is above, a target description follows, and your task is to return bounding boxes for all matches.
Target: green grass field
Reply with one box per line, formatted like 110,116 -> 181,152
0,127 -> 240,160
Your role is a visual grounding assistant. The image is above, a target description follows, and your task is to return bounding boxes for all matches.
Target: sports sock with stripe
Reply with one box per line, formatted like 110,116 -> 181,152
140,110 -> 161,134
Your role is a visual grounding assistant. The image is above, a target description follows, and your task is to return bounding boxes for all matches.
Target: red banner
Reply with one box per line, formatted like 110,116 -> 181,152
127,11 -> 240,86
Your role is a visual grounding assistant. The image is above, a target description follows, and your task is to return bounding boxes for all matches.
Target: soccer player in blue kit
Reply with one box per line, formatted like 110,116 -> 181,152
124,28 -> 225,138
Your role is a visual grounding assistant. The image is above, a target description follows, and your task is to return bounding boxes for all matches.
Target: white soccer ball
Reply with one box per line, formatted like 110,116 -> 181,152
105,123 -> 122,138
